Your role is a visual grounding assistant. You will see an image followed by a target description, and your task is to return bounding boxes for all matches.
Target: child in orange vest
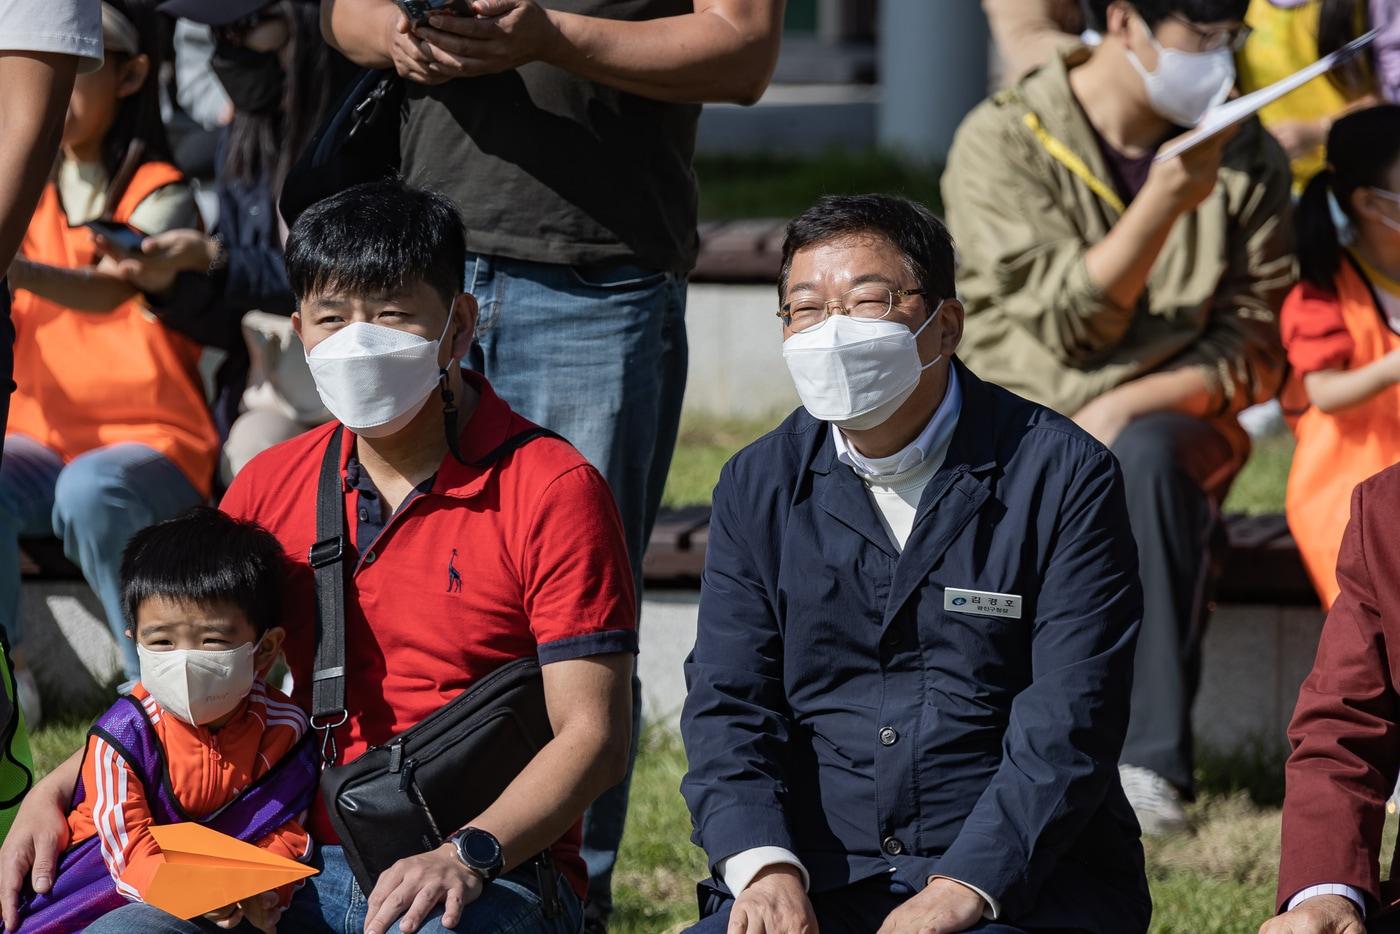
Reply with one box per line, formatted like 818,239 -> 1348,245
1281,104 -> 1400,608
0,0 -> 216,709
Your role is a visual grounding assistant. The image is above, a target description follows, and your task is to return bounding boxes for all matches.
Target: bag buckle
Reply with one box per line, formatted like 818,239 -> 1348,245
310,708 -> 349,765
309,536 -> 344,569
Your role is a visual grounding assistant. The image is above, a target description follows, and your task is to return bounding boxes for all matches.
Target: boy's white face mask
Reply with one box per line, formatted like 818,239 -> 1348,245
137,643 -> 258,726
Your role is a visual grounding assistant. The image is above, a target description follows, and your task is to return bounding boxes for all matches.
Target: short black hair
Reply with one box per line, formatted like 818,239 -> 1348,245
779,194 -> 956,306
121,508 -> 288,636
1128,0 -> 1249,27
285,177 -> 467,306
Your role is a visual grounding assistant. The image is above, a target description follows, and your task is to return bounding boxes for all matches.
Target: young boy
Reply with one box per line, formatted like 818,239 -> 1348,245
18,507 -> 317,933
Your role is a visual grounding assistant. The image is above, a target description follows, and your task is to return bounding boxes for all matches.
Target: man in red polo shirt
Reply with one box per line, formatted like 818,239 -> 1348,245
0,180 -> 635,934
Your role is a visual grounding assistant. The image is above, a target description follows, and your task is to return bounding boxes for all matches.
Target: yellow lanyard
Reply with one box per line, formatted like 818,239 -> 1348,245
1350,249 -> 1400,299
1022,111 -> 1127,216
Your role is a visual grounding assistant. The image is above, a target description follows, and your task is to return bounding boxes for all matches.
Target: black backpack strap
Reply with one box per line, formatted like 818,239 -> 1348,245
309,427 -> 349,765
471,427 -> 562,468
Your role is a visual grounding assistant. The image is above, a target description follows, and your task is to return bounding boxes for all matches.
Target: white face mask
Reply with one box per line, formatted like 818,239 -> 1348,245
305,313 -> 454,438
1125,15 -> 1235,127
137,643 -> 258,726
1371,188 -> 1400,236
782,302 -> 943,431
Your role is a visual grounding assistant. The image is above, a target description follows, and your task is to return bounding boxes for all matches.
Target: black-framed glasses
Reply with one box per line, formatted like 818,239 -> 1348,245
777,286 -> 926,331
1165,12 -> 1252,52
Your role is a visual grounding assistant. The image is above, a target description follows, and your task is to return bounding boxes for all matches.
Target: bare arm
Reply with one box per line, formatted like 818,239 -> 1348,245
0,52 -> 79,273
468,653 -> 633,868
9,257 -> 138,312
0,748 -> 82,931
1304,354 -> 1400,414
326,0 -> 784,105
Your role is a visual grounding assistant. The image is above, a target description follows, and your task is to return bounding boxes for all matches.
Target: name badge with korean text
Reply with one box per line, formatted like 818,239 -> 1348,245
943,587 -> 1023,619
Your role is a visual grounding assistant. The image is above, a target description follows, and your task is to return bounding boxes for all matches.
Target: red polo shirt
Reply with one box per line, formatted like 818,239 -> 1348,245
219,372 -> 636,897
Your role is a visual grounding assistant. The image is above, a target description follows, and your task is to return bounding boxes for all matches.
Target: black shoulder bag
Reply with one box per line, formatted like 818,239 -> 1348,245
310,426 -> 561,902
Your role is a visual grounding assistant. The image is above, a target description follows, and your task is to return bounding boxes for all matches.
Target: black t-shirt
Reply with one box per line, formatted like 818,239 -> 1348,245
1089,125 -> 1163,204
400,0 -> 701,274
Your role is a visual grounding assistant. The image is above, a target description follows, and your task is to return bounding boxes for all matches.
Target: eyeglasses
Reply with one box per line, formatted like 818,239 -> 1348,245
777,285 -> 926,331
1164,12 -> 1252,52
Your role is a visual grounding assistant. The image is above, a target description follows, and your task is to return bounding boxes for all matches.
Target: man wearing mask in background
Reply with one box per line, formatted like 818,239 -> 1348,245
943,0 -> 1293,835
679,194 -> 1150,934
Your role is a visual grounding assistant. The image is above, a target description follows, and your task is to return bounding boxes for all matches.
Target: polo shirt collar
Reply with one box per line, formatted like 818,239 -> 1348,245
337,369 -> 518,502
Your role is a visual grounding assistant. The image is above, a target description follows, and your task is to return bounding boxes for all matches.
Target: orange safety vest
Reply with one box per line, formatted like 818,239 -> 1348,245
1284,259 -> 1400,609
9,162 -> 217,497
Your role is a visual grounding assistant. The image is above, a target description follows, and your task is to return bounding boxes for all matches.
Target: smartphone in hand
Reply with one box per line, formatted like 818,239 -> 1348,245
396,0 -> 469,27
85,220 -> 147,259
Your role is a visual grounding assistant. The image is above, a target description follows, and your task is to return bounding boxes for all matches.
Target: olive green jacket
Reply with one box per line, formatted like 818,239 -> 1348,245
942,47 -> 1295,420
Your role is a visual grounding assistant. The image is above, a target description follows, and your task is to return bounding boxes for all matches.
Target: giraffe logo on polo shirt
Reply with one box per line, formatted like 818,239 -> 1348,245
447,549 -> 463,593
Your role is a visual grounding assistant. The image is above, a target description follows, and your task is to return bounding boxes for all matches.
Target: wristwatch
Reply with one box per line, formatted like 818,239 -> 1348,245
450,827 -> 504,881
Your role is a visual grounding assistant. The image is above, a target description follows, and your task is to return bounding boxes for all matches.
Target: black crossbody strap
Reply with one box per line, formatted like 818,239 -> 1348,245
307,424 -> 560,766
310,427 -> 349,765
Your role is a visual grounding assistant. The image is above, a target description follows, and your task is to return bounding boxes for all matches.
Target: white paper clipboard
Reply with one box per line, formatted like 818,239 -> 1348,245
1155,27 -> 1379,162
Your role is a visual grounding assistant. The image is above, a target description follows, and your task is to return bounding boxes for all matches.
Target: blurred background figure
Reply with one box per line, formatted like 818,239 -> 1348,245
1,0 -> 213,713
0,0 -> 102,843
984,0 -> 1099,85
116,0 -> 339,484
1237,0 -> 1398,191
1280,104 -> 1400,609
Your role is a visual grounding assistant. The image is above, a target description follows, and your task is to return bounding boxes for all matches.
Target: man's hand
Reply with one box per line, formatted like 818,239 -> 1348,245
1143,128 -> 1235,218
876,878 -> 986,934
364,843 -> 484,934
106,229 -> 217,296
386,10 -> 451,84
239,891 -> 281,934
204,903 -> 246,930
0,783 -> 71,931
1258,895 -> 1366,934
414,0 -> 564,79
727,865 -> 817,934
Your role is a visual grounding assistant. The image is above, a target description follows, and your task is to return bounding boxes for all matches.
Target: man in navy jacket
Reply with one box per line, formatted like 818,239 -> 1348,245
679,195 -> 1151,934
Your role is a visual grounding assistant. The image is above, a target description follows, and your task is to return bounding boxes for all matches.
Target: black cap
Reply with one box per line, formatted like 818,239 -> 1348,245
156,0 -> 273,26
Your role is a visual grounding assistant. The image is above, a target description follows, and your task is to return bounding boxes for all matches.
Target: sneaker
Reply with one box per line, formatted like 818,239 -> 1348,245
13,666 -> 42,731
1119,764 -> 1188,835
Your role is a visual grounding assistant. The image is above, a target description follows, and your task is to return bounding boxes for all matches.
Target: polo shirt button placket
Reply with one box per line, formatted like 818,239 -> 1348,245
364,551 -> 376,565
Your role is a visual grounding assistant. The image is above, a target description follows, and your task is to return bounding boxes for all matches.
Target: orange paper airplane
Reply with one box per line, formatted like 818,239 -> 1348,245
144,823 -> 318,920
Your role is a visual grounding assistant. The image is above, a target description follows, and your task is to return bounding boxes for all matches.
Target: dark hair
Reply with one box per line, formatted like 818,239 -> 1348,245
1296,105 -> 1400,292
285,177 -> 466,305
1128,0 -> 1250,27
779,194 -> 956,306
101,0 -> 175,179
121,507 -> 287,636
1317,0 -> 1374,97
221,0 -> 333,193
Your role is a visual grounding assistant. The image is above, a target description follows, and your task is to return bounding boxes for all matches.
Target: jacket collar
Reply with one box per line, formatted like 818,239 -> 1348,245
810,357 -> 999,478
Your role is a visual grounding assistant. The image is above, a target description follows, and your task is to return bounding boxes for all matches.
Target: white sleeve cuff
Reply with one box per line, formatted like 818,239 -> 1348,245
929,875 -> 1001,920
717,847 -> 810,896
1286,883 -> 1367,916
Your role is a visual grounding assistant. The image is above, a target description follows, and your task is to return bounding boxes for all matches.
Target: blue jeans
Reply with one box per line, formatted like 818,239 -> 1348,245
464,254 -> 688,921
0,437 -> 203,679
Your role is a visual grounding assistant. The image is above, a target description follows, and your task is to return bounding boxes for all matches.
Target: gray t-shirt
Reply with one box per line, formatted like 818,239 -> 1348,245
400,0 -> 701,274
0,0 -> 102,71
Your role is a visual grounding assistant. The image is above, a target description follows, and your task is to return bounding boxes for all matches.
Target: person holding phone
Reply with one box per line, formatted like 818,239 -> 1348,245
0,0 -> 214,721
943,0 -> 1294,838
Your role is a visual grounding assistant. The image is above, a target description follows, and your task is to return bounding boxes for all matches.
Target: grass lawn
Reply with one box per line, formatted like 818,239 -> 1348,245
665,416 -> 1297,515
27,720 -> 1378,934
695,152 -> 943,222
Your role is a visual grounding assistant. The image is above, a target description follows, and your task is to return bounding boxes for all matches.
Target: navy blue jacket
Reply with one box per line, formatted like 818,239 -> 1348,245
680,360 -> 1151,933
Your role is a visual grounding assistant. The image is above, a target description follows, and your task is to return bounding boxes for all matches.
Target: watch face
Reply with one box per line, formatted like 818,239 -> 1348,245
461,829 -> 502,867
